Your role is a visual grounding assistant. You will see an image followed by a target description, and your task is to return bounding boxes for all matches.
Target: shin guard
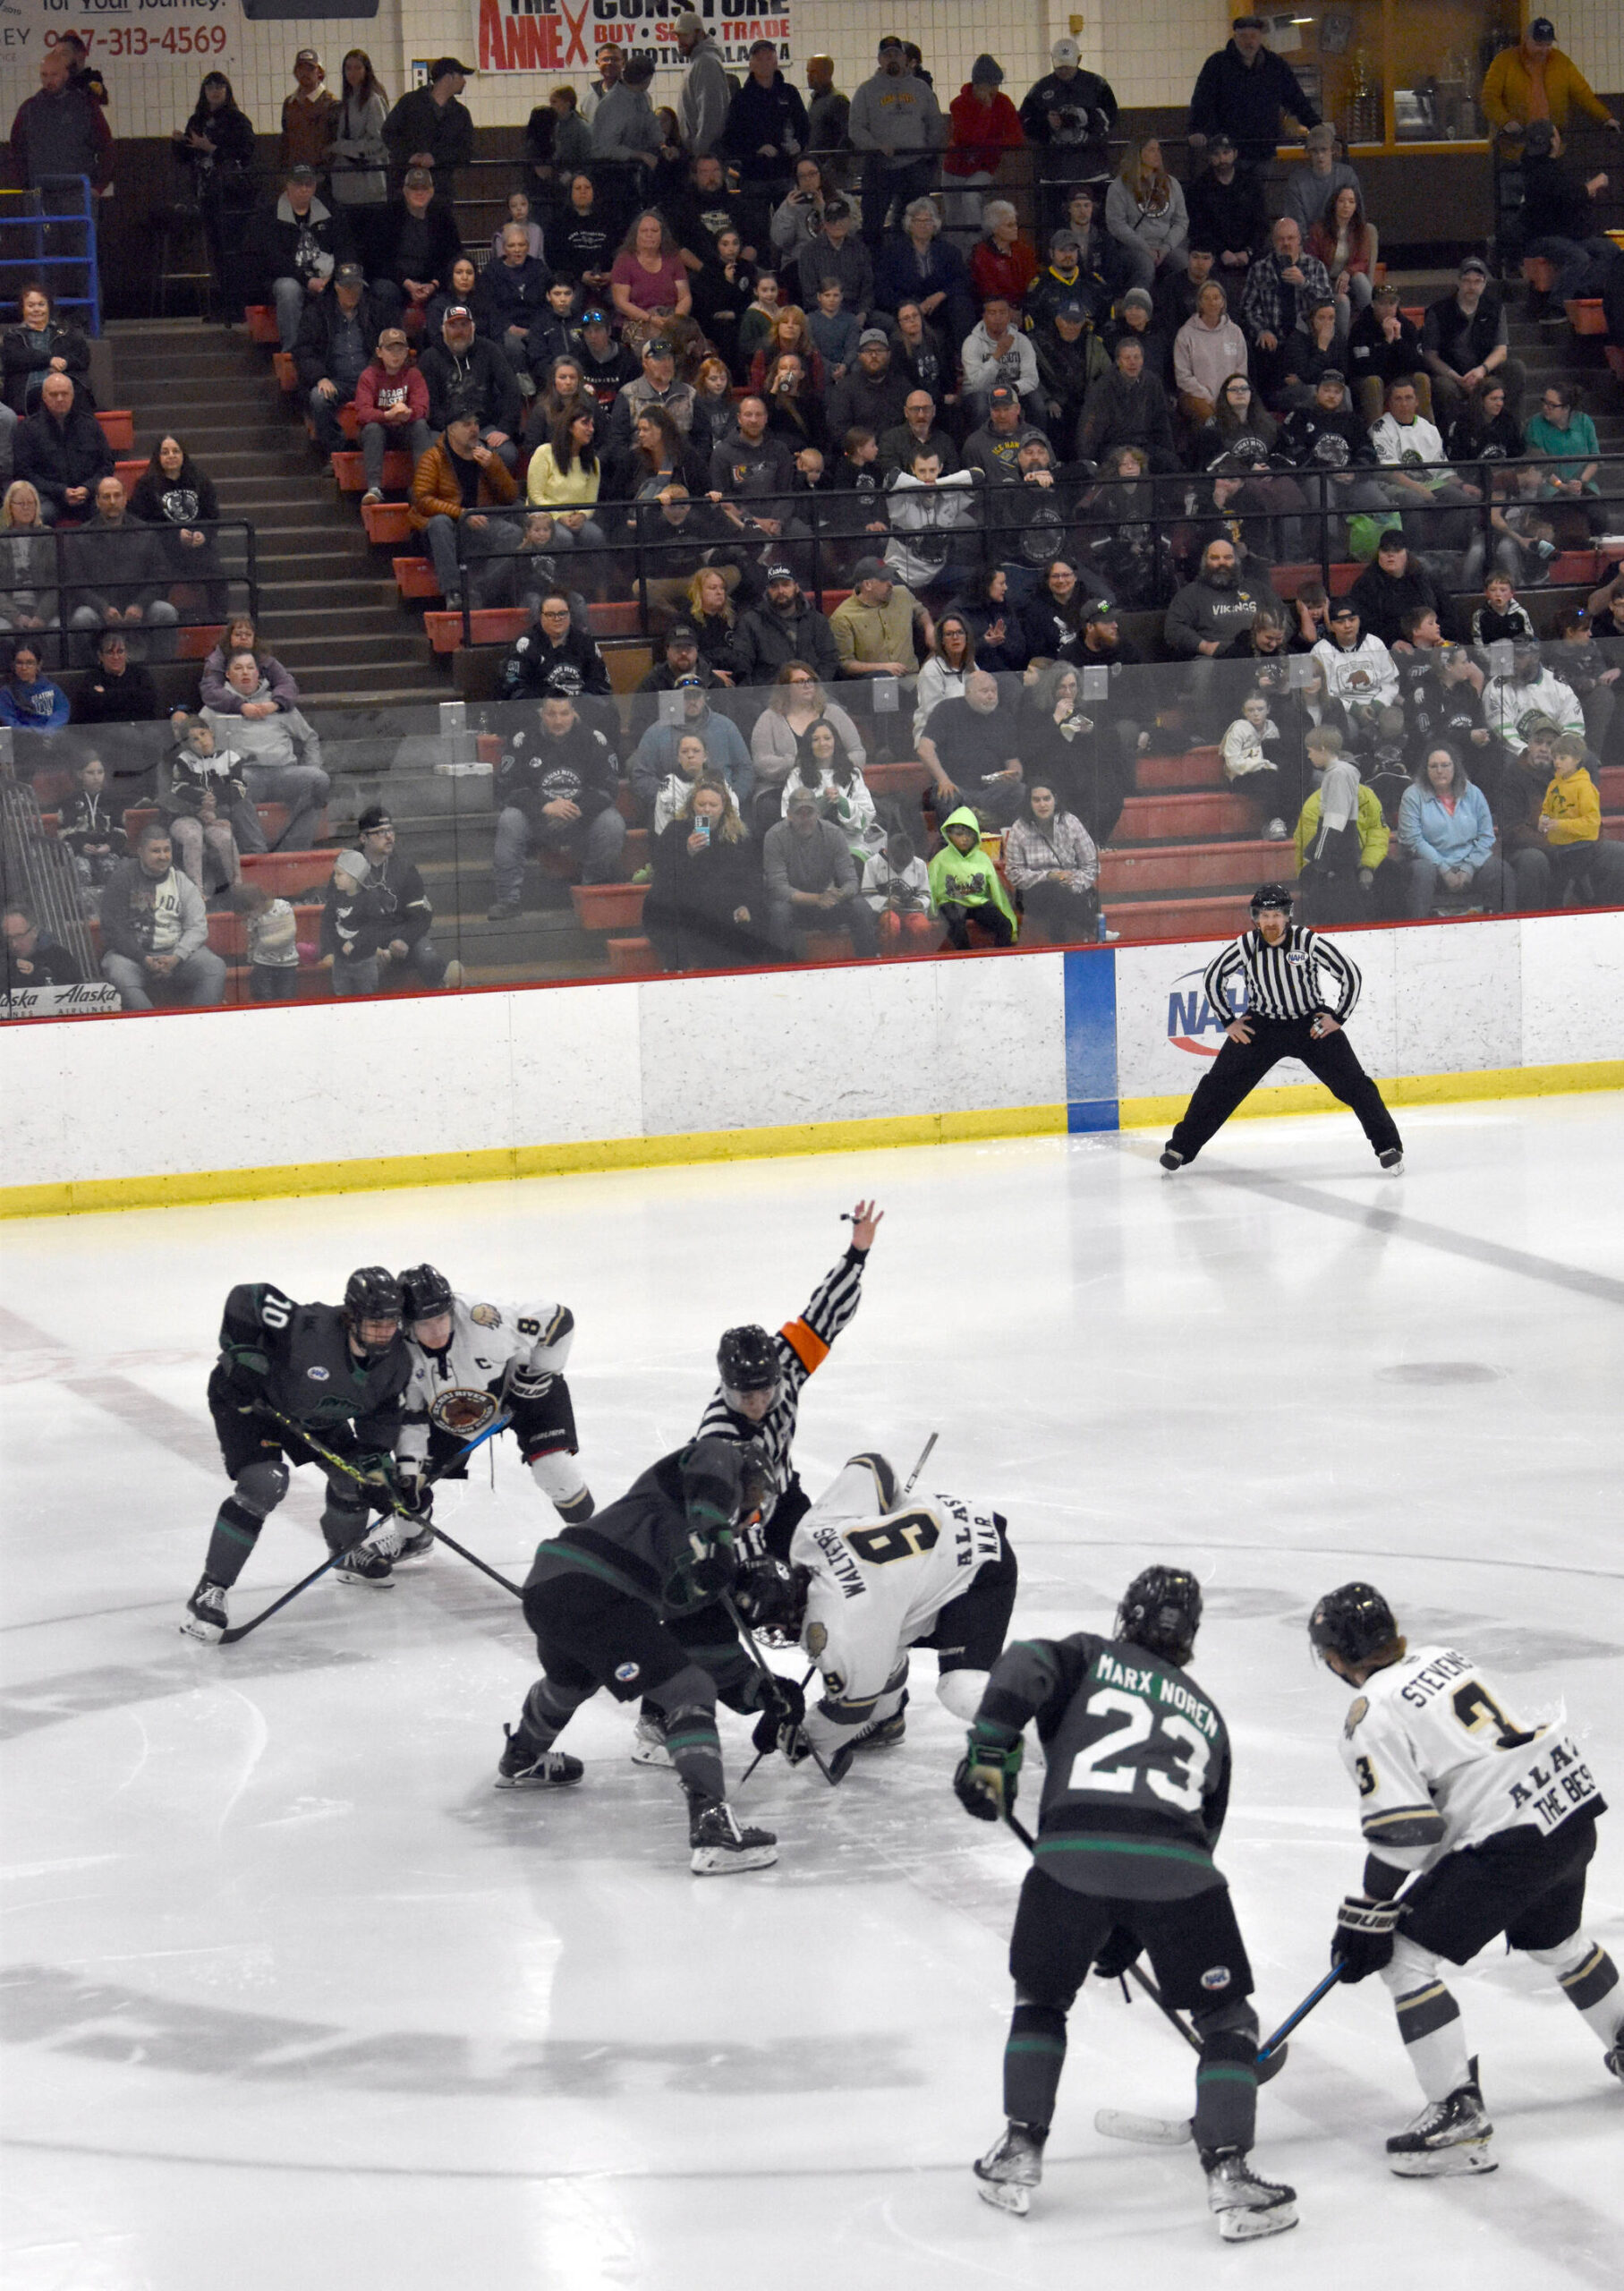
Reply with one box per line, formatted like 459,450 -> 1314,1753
1002,2000 -> 1067,2131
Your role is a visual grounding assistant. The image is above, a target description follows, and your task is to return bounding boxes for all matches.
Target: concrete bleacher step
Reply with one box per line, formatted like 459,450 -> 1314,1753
1118,788 -> 1256,841
1098,890 -> 1254,941
111,317 -> 440,714
1101,838 -> 1284,898
1135,746 -> 1224,792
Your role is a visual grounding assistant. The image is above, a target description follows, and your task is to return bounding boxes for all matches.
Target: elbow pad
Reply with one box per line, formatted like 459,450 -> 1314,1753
936,1669 -> 989,1724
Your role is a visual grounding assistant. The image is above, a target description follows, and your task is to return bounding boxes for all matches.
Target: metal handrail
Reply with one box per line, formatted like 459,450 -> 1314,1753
0,177 -> 101,334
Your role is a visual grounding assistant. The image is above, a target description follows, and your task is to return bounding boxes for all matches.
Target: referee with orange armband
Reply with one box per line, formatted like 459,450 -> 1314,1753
1160,884 -> 1404,1173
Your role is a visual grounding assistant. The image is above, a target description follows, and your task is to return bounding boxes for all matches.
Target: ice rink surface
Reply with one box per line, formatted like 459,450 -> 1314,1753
3,1093 -> 1621,2291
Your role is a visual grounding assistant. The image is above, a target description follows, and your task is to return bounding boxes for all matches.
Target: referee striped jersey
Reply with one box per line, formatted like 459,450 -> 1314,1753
695,1245 -> 869,1521
1203,924 -> 1362,1026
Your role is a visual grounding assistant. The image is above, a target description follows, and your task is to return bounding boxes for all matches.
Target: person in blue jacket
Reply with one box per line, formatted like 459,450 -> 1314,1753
0,636 -> 69,731
1397,743 -> 1506,915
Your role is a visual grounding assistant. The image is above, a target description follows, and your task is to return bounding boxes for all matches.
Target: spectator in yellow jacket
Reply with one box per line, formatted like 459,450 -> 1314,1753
1536,729 -> 1624,904
1480,23 -> 1619,148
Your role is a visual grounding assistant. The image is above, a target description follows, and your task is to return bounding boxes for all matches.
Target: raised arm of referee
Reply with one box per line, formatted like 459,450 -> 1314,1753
1161,884 -> 1403,1173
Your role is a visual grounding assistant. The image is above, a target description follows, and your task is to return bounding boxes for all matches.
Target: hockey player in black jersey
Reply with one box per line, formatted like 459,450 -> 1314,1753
495,1436 -> 803,1874
180,1269 -> 419,1642
628,1197 -> 880,1770
956,1567 -> 1297,2241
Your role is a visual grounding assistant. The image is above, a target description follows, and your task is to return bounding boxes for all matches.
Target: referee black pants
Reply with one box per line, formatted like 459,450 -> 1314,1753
1169,1016 -> 1402,1162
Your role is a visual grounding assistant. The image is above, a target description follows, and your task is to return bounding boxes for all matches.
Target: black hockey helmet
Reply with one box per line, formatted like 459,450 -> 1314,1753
398,1263 -> 455,1324
343,1265 -> 404,1357
1116,1566 -> 1203,1667
718,1324 -> 780,1395
734,1554 -> 811,1646
1250,882 -> 1295,916
1309,1581 -> 1399,1669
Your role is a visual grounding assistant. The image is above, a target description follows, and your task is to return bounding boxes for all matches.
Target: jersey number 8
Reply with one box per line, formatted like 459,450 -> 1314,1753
845,1512 -> 940,1565
1067,1689 -> 1213,1814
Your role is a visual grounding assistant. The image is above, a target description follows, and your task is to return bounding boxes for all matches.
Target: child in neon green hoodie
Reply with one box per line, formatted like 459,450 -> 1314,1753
926,806 -> 1019,949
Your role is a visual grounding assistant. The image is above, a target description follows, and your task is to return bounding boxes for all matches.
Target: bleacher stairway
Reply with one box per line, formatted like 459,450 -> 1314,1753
106,319 -> 445,709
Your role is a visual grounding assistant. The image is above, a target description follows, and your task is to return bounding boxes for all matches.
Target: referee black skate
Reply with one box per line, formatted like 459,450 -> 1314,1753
1161,885 -> 1403,1174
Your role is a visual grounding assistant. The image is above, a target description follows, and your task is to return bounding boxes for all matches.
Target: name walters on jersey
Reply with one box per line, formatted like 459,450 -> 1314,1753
1341,1644 -> 1603,1871
790,1461 -> 1003,1741
397,1295 -> 574,1462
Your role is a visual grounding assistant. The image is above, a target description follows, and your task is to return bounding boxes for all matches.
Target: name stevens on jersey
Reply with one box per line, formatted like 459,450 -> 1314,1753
1095,1648 -> 1220,1738
1399,1648 -> 1475,1708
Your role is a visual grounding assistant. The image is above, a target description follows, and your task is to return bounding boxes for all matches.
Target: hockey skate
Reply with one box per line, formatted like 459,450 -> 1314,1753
973,2121 -> 1047,2216
1379,1147 -> 1405,1173
688,1797 -> 778,1875
1160,1146 -> 1185,1173
393,1529 -> 436,1563
180,1578 -> 227,1643
854,1691 -> 907,1751
1603,2025 -> 1623,2084
1385,2060 -> 1495,2176
631,1710 -> 673,1767
494,1725 -> 585,1790
1203,2148 -> 1298,2240
333,1535 -> 397,1587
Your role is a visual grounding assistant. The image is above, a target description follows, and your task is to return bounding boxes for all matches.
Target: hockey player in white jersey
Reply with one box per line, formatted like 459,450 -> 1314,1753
1311,1581 -> 1619,2176
735,1452 -> 1018,1774
394,1264 -> 593,1543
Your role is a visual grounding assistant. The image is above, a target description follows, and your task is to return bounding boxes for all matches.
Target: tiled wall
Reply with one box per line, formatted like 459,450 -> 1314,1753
0,2 -> 1616,144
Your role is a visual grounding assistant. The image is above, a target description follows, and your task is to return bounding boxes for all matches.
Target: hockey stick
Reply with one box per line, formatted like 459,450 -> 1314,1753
219,1411 -> 516,1642
993,1808 -> 1296,2141
721,1589 -> 839,1787
251,1398 -> 526,1599
1093,1970 -> 1341,2147
735,1429 -> 942,1790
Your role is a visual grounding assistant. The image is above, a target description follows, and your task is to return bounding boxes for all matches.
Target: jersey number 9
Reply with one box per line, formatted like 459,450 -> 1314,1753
845,1512 -> 940,1565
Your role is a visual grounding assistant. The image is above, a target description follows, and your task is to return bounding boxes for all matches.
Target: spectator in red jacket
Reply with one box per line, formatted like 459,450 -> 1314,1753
971,202 -> 1039,308
944,59 -> 1024,234
353,327 -> 432,506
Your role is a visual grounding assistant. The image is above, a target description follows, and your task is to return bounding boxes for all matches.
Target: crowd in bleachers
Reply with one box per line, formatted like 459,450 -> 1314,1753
3,13 -> 1624,1011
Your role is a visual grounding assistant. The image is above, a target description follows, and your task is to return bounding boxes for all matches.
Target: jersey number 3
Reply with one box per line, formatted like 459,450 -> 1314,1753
1067,1689 -> 1213,1813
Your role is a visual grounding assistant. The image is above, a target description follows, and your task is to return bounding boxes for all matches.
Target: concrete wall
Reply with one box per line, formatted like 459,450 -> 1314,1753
2,910 -> 1620,1216
8,0 -> 1613,145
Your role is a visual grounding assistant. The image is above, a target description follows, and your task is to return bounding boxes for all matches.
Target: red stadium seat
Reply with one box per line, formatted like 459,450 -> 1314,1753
571,881 -> 648,932
361,499 -> 412,544
392,552 -> 438,593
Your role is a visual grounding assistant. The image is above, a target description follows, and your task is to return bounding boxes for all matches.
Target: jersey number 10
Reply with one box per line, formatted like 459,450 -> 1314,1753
1067,1688 -> 1213,1814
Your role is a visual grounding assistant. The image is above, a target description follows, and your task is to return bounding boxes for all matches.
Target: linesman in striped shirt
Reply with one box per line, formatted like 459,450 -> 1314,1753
1161,884 -> 1403,1173
697,1198 -> 882,1558
630,1199 -> 881,1767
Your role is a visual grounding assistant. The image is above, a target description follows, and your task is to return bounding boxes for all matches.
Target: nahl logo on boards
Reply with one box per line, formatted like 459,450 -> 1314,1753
1167,967 -> 1249,1059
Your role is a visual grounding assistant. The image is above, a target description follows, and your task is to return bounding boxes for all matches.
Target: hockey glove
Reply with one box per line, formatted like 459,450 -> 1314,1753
1332,1895 -> 1400,1982
747,1672 -> 807,1753
1093,1925 -> 1143,1982
666,1529 -> 738,1611
393,1463 -> 434,1522
223,1342 -> 272,1387
349,1451 -> 397,1495
953,1722 -> 1023,1823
